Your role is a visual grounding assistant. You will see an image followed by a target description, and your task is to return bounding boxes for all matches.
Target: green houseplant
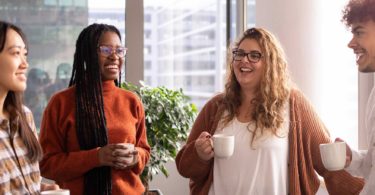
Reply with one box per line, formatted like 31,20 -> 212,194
121,81 -> 197,193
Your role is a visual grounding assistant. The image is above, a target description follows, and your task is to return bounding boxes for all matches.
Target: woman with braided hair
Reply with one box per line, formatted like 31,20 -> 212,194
39,23 -> 150,195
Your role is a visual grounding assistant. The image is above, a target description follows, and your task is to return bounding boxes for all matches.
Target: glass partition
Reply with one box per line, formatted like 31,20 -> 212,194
0,0 -> 125,131
143,0 -> 228,109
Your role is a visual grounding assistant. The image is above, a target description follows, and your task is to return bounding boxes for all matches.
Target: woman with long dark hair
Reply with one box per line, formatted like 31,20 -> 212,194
39,23 -> 150,195
0,20 -> 58,194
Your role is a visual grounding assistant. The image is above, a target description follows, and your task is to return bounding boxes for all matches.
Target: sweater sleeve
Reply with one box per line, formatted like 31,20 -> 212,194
175,97 -> 216,182
294,90 -> 364,195
39,96 -> 101,182
131,99 -> 150,174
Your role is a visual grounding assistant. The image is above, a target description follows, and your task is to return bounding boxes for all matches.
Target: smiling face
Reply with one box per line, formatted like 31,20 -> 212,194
233,38 -> 264,91
97,31 -> 124,81
0,29 -> 28,94
348,20 -> 375,72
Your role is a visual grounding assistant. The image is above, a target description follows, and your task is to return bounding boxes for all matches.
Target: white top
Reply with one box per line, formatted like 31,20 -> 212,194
346,87 -> 375,195
209,102 -> 290,195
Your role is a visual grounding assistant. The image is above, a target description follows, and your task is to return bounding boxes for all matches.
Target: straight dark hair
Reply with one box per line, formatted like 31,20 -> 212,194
69,23 -> 122,195
0,20 -> 43,162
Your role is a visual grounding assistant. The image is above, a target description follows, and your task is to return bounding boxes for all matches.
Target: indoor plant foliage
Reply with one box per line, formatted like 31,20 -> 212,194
121,81 -> 197,188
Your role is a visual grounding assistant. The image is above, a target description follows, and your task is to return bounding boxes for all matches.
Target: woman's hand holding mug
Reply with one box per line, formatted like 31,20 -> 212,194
195,131 -> 214,161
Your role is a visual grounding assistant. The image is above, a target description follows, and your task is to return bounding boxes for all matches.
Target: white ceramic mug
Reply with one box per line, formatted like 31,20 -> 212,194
212,134 -> 235,158
41,189 -> 70,195
319,142 -> 346,171
117,143 -> 135,164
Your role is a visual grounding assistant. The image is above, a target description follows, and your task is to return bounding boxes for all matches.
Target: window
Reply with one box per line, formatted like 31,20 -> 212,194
247,0 -> 255,27
143,0 -> 255,109
0,0 -> 125,131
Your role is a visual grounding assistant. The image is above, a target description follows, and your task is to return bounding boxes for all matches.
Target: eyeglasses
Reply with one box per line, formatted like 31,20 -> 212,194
232,49 -> 262,63
98,46 -> 127,57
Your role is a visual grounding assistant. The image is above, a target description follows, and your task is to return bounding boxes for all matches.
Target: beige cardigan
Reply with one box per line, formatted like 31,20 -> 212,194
176,89 -> 364,195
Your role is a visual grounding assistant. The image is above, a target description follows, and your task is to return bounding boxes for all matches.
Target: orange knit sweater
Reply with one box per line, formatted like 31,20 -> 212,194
39,81 -> 150,195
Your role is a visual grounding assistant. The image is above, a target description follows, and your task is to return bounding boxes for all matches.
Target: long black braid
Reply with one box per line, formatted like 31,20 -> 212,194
69,23 -> 122,195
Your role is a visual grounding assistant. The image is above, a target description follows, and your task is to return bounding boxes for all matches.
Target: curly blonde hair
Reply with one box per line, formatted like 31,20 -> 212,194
218,27 -> 291,141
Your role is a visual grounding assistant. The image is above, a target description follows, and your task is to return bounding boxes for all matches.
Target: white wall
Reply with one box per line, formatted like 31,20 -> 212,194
256,0 -> 361,149
149,161 -> 190,195
256,0 -> 321,102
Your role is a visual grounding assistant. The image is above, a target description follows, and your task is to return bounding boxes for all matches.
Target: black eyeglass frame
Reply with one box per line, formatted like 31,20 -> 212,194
232,49 -> 263,63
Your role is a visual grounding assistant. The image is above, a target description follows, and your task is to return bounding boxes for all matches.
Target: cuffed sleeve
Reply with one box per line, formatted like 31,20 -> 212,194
346,149 -> 369,177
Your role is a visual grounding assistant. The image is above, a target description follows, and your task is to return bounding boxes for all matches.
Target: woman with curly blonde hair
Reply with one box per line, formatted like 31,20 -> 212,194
221,28 -> 290,145
176,27 -> 363,195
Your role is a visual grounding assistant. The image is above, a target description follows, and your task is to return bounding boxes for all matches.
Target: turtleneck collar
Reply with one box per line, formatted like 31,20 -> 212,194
102,80 -> 116,95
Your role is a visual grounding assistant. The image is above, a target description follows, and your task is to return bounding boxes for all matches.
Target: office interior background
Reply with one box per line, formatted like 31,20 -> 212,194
1,0 -> 373,194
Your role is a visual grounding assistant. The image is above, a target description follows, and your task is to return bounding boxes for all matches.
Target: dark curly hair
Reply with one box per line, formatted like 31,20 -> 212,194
342,0 -> 375,27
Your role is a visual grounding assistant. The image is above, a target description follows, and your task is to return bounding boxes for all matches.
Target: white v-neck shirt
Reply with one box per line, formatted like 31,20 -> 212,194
209,103 -> 290,195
